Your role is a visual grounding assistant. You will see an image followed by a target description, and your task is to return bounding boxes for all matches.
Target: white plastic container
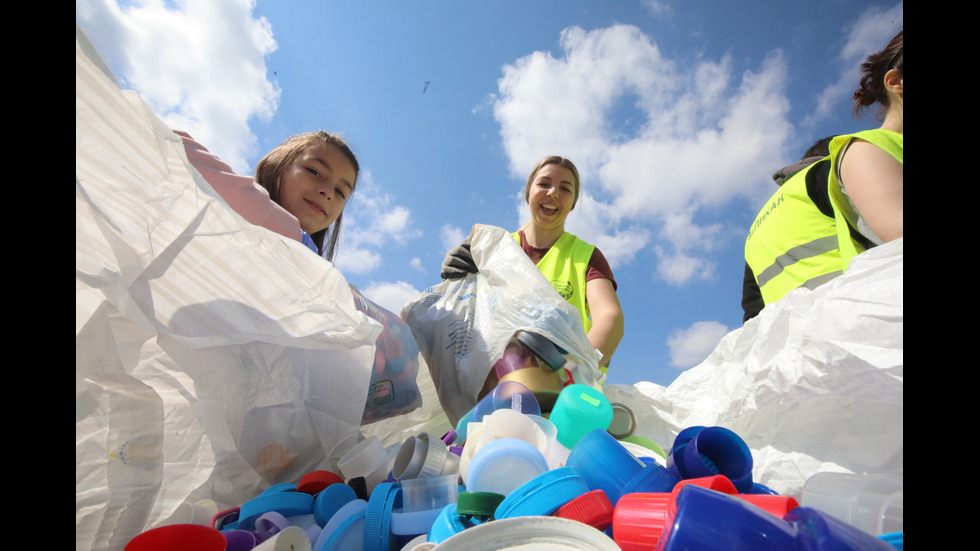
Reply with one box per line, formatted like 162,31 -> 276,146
798,472 -> 903,535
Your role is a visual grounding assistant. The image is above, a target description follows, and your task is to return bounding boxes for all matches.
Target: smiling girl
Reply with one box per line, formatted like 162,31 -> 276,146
514,156 -> 624,371
179,130 -> 359,261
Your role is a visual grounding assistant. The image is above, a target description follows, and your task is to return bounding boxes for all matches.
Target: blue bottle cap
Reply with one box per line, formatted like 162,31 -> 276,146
660,485 -> 804,551
493,466 -> 590,519
785,507 -> 898,551
621,461 -> 681,495
667,426 -> 754,493
565,429 -> 645,504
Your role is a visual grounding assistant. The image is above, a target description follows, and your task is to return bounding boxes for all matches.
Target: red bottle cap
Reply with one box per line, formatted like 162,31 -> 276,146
553,489 -> 614,531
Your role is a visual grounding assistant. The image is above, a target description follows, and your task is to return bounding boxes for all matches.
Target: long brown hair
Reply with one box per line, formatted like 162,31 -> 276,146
853,30 -> 903,120
254,131 -> 359,261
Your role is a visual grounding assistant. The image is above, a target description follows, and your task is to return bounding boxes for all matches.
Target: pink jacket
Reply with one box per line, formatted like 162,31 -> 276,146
177,131 -> 304,244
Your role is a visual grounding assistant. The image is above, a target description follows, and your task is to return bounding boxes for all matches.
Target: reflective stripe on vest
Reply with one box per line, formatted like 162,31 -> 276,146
744,159 -> 845,305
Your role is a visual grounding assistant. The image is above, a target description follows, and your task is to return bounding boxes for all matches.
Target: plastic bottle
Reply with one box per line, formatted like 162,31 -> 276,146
616,484 -> 896,550
798,471 -> 903,536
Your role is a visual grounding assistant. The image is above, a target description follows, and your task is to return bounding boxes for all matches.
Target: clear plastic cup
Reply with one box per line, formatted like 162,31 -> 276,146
338,436 -> 391,494
798,472 -> 903,535
400,474 -> 460,512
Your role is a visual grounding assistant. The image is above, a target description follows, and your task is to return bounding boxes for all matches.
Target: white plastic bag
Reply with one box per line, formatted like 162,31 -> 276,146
76,26 -> 381,550
402,224 -> 603,426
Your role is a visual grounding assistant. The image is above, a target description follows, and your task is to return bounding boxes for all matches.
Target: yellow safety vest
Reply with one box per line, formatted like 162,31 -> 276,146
513,231 -> 595,334
828,129 -> 903,271
745,128 -> 902,305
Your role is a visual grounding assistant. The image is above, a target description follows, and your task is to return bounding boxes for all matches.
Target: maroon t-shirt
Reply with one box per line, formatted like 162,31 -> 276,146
516,230 -> 617,291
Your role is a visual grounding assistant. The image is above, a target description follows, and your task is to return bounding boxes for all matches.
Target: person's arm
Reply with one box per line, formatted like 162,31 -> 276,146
585,277 -> 624,367
177,131 -> 306,244
839,139 -> 903,242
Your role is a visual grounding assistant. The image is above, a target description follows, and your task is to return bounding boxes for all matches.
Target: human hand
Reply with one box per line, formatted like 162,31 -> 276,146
440,240 -> 478,279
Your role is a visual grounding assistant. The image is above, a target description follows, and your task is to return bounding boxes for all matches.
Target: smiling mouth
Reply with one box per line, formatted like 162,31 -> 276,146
305,199 -> 326,215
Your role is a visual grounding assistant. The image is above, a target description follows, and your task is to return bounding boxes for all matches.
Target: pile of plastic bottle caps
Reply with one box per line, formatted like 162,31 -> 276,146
124,381 -> 904,550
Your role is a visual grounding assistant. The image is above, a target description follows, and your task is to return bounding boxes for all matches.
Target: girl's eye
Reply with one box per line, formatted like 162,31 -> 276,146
307,167 -> 321,177
336,187 -> 347,199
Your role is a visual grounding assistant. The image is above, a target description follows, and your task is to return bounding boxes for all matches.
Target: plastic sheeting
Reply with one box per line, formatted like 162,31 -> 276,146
76,25 -> 382,550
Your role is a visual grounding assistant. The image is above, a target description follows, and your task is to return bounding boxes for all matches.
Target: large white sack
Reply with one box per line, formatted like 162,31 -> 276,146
76,25 -> 382,551
604,237 -> 903,498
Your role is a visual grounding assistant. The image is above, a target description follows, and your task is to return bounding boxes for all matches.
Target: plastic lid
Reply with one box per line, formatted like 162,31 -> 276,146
456,492 -> 505,520
783,507 -> 898,551
238,492 -> 314,530
668,426 -> 754,493
740,494 -> 800,518
549,385 -> 614,449
612,492 -> 674,550
494,466 -> 590,519
364,482 -> 401,551
433,515 -> 620,551
565,429 -> 645,504
607,402 -> 636,438
498,365 -> 565,395
426,504 -> 483,545
314,482 -> 358,526
125,524 -> 226,551
620,435 -> 668,460
659,485 -> 801,551
622,462 -> 681,495
297,470 -> 344,495
554,489 -> 614,531
466,437 -> 550,496
255,525 -> 312,550
313,499 -> 367,551
515,330 -> 568,370
221,530 -> 260,551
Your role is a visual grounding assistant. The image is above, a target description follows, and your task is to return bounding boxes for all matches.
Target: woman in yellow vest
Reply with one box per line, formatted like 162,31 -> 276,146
442,156 -> 625,371
742,30 -> 903,321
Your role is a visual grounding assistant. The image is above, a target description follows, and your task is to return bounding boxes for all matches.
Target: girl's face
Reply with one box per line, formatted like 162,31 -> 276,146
278,143 -> 357,234
527,163 -> 576,232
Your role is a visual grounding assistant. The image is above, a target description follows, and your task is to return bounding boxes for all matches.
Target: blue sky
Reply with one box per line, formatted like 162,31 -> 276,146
76,0 -> 902,387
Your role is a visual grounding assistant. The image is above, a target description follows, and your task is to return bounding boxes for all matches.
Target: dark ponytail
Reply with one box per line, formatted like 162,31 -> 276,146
853,30 -> 903,119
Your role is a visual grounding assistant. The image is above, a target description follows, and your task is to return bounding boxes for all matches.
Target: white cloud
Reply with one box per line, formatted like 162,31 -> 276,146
360,281 -> 423,315
804,2 -> 903,127
666,321 -> 730,368
440,224 -> 468,252
76,0 -> 280,174
336,171 -> 422,268
492,24 -> 793,285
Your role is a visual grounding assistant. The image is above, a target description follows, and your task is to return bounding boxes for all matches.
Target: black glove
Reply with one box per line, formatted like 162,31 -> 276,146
440,240 -> 478,279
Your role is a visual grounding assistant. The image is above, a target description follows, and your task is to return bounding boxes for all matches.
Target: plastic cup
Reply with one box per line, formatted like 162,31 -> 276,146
338,436 -> 391,494
471,380 -> 540,422
475,408 -> 548,453
798,472 -> 903,535
548,384 -> 614,449
392,433 -> 460,481
465,438 -> 550,497
400,474 -> 460,512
